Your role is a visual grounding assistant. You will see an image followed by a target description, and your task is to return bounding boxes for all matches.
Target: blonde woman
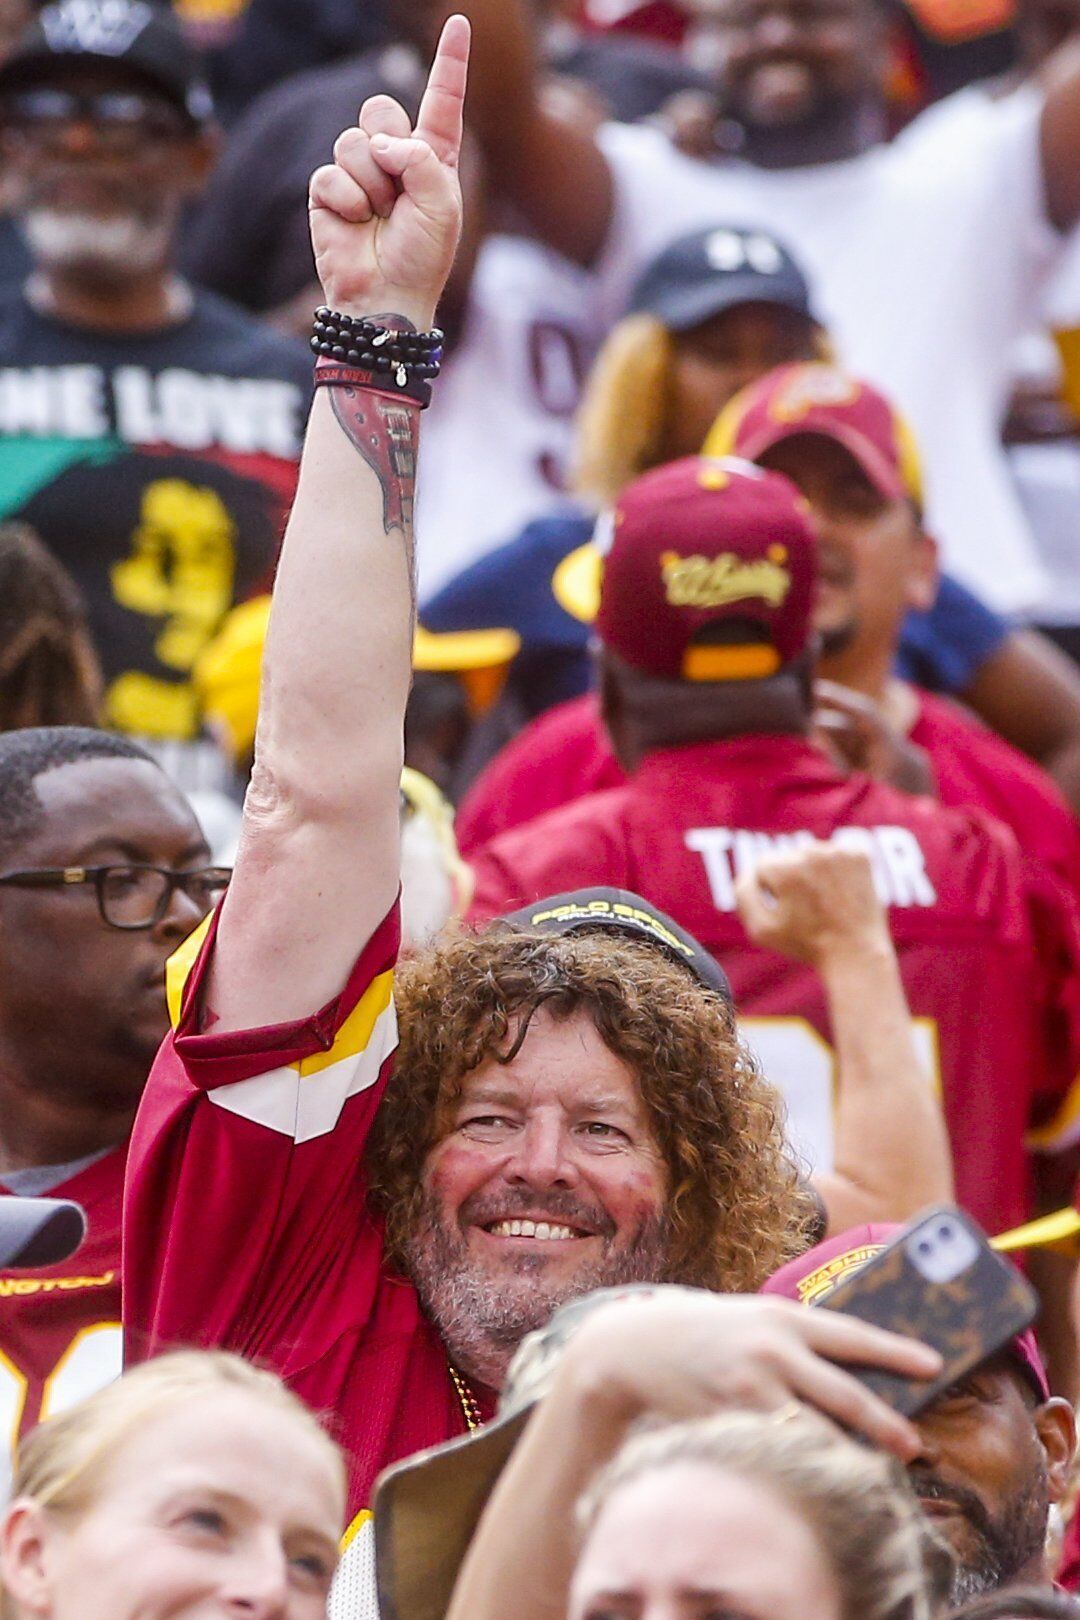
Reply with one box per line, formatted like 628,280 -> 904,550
423,222 -> 825,722
0,1351 -> 345,1620
570,1409 -> 945,1620
376,1286 -> 943,1620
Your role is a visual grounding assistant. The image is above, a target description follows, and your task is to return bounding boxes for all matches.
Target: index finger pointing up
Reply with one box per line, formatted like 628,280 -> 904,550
415,13 -> 470,167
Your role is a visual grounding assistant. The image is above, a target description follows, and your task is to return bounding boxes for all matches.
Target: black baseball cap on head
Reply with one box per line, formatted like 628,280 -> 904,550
499,887 -> 733,1002
0,1197 -> 86,1269
0,0 -> 214,127
628,224 -> 817,334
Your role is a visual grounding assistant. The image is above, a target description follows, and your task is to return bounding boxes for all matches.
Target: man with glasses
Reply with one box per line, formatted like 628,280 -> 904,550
0,724 -> 225,1489
0,0 -> 310,789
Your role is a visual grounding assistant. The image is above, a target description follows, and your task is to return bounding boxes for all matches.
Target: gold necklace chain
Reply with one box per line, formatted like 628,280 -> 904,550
449,1364 -> 482,1432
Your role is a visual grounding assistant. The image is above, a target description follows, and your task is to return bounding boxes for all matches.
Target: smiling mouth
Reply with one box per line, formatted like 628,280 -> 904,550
917,1498 -> 962,1518
482,1219 -> 592,1242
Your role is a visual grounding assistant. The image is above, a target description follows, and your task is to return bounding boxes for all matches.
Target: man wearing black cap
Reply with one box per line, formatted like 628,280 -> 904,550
123,60 -> 947,1614
0,0 -> 310,779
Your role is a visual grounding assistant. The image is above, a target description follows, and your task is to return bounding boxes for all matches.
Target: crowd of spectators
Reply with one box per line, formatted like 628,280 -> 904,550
5,0 -> 1080,1615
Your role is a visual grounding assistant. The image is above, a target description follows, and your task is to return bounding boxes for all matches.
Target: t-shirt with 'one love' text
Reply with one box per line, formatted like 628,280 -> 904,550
0,288 -> 311,743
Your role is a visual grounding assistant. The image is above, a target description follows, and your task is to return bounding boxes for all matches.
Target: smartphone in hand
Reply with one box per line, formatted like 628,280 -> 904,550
819,1206 -> 1039,1417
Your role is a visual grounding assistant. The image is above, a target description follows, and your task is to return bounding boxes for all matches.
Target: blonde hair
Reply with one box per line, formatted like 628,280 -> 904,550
573,314 -> 677,508
572,314 -> 835,511
2,1352 -> 345,1620
577,1410 -> 946,1620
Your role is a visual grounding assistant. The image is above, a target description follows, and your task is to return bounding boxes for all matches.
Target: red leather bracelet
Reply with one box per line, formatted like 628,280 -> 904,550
313,357 -> 430,410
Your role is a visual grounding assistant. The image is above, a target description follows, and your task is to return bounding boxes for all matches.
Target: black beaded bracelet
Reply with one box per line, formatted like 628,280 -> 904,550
311,307 -> 444,389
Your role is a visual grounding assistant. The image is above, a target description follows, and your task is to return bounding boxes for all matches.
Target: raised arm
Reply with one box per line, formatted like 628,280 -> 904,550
408,0 -> 614,264
736,845 -> 955,1232
1040,39 -> 1080,231
207,19 -> 469,1032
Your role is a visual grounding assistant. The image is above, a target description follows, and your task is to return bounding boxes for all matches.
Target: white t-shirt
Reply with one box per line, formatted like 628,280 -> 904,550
415,233 -> 597,598
913,85 -> 1080,624
597,90 -> 1059,612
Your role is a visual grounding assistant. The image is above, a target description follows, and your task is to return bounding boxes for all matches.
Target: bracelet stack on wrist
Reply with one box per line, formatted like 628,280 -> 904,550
311,308 -> 443,408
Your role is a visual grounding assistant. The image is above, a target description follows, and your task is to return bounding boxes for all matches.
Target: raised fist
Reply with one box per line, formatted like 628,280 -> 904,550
307,15 -> 469,332
735,841 -> 889,967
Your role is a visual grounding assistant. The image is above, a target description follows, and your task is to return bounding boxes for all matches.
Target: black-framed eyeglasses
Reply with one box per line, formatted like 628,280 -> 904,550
0,864 -> 231,930
0,87 -> 189,147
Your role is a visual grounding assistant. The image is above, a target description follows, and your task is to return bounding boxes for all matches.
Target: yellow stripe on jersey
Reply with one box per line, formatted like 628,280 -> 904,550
331,1510 -> 375,1620
1026,1070 -> 1080,1152
298,971 -> 394,1077
164,921 -> 398,1143
341,1508 -> 372,1552
204,973 -> 397,1142
166,914 -> 214,1027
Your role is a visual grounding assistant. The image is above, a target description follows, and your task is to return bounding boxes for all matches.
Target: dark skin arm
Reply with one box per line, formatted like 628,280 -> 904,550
405,0 -> 614,263
962,629 -> 1080,817
1040,37 -> 1080,232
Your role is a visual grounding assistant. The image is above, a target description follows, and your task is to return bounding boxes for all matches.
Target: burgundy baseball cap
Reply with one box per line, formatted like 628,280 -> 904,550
762,1224 -> 1050,1403
560,455 -> 818,682
705,363 -> 924,508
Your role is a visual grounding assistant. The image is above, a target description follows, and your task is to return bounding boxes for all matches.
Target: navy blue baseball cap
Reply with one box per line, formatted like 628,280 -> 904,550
0,0 -> 214,127
499,887 -> 733,1002
628,225 -> 818,333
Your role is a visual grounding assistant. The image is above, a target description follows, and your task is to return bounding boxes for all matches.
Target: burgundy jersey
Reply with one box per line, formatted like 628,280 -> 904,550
456,693 -> 622,854
1059,1501 -> 1080,1590
123,901 -> 494,1578
458,690 -> 1080,891
910,690 -> 1080,893
469,734 -> 1080,1235
0,1149 -> 124,1494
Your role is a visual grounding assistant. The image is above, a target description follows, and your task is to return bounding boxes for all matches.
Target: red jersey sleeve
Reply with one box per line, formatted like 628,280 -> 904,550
123,902 -> 400,1370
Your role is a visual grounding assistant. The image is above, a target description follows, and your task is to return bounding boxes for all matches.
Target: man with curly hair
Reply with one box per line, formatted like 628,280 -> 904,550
123,32 -> 951,1596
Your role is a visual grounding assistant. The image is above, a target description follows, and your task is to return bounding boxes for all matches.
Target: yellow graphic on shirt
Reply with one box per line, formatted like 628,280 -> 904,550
106,478 -> 237,740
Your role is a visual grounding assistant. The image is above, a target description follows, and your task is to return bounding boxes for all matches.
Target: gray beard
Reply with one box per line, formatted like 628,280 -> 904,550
403,1187 -> 676,1390
912,1469 -> 1050,1607
21,209 -> 173,277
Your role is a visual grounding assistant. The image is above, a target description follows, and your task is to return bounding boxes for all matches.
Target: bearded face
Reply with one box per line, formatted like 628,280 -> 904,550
907,1361 -> 1061,1606
910,1465 -> 1051,1605
406,1007 -> 673,1389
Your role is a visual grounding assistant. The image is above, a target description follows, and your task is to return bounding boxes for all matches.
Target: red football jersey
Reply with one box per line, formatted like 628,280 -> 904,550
458,689 -> 1080,889
0,1149 -> 124,1495
910,690 -> 1080,893
469,734 -> 1080,1236
123,902 -> 494,1568
1059,1503 -> 1080,1590
456,693 -> 622,854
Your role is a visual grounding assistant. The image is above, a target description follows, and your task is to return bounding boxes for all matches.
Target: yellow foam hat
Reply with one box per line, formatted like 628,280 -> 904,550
194,599 -> 521,759
552,543 -> 603,625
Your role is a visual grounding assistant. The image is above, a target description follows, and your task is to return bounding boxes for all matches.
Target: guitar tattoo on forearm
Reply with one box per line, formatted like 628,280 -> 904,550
324,316 -> 422,561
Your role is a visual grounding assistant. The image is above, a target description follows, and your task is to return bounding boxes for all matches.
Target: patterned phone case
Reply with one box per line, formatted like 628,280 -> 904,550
818,1207 -> 1039,1416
